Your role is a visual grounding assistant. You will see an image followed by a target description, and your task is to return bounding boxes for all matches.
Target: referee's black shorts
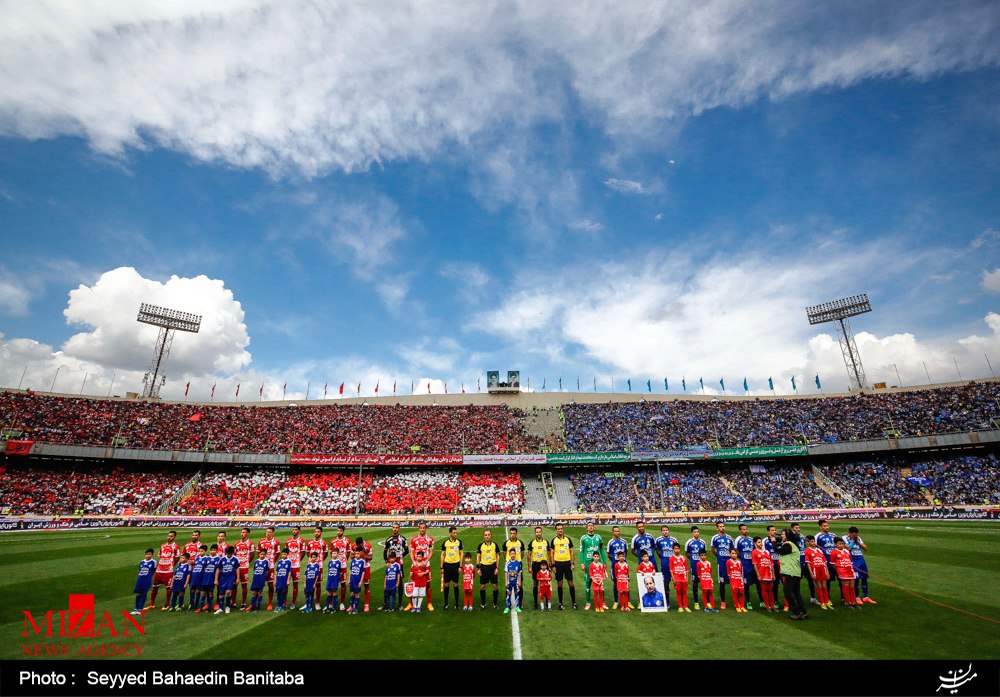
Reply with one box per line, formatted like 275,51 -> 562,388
531,561 -> 543,581
479,564 -> 498,585
554,560 -> 574,582
442,562 -> 460,584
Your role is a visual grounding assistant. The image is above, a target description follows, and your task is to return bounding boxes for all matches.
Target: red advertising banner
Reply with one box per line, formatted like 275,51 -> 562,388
4,439 -> 34,456
290,453 -> 464,466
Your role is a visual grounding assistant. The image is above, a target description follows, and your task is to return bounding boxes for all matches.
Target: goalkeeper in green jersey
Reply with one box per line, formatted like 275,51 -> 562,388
579,521 -> 608,610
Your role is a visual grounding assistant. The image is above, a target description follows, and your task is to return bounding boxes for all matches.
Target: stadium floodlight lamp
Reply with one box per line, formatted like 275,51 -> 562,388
805,293 -> 872,391
136,302 -> 202,399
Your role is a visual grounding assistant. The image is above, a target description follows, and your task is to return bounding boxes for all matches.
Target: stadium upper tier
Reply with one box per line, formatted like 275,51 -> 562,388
1,379 -> 998,454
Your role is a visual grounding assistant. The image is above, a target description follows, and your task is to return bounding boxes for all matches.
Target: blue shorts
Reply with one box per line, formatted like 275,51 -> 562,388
276,583 -> 288,592
171,582 -> 187,594
350,584 -> 362,594
219,580 -> 234,592
742,565 -> 757,584
853,561 -> 869,578
304,583 -> 316,595
717,563 -> 730,585
133,583 -> 152,595
326,577 -> 340,592
251,581 -> 266,592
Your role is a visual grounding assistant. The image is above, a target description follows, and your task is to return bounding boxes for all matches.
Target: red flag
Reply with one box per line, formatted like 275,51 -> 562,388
427,381 -> 431,394
393,380 -> 396,395
235,383 -> 240,398
356,383 -> 360,396
461,383 -> 465,394
444,382 -> 448,394
339,382 -> 344,395
211,383 -> 216,399
4,440 -> 34,456
188,413 -> 202,422
375,380 -> 379,394
184,382 -> 190,397
259,383 -> 264,397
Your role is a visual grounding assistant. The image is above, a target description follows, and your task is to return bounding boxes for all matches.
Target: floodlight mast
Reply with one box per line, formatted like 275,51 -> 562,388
806,294 -> 871,391
136,303 -> 201,399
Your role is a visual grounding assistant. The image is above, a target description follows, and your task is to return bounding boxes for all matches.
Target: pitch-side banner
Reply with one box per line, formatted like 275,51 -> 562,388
463,454 -> 547,465
711,445 -> 808,459
546,452 -> 632,464
290,453 -> 464,466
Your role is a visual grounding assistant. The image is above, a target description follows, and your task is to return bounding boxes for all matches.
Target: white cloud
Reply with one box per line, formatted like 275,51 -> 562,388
1,3 -> 995,177
982,267 -> 1000,292
603,178 -> 647,194
0,280 -> 30,316
570,219 -> 603,232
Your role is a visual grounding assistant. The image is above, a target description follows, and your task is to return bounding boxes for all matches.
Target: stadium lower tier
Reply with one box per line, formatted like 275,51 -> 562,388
0,454 -> 996,516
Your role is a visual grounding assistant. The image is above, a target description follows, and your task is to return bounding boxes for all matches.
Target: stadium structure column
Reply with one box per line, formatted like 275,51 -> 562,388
806,294 -> 871,391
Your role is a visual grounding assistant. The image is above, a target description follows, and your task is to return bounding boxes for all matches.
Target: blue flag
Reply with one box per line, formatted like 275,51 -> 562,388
699,377 -> 704,390
627,378 -> 632,392
682,377 -> 686,392
559,377 -> 562,390
542,378 -> 546,390
768,377 -> 774,391
719,378 -> 725,391
664,377 -> 668,391
646,379 -> 651,392
791,375 -> 797,391
815,374 -> 821,390
743,377 -> 748,392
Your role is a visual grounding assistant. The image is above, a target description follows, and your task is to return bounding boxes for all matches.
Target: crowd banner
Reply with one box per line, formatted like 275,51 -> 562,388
630,449 -> 713,461
290,453 -> 464,466
546,452 -> 632,464
710,445 -> 809,459
3,439 -> 34,456
2,506 -> 998,531
463,453 -> 547,464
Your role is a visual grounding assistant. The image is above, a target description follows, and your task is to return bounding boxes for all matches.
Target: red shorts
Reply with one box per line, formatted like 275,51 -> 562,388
238,568 -> 249,583
290,567 -> 301,581
267,568 -> 275,582
363,566 -> 371,584
731,583 -> 744,592
700,581 -> 713,590
153,571 -> 173,586
616,581 -> 629,592
539,585 -> 552,599
837,574 -> 855,582
811,565 -> 830,581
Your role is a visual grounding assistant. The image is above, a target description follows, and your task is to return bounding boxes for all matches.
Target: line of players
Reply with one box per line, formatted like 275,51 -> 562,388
132,518 -> 875,617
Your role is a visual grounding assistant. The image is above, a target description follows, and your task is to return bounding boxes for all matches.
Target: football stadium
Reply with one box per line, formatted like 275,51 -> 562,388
2,380 -> 999,669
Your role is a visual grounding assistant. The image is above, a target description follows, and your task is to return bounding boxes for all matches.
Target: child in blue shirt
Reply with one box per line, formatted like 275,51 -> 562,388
169,553 -> 192,611
248,548 -> 271,612
274,549 -> 293,612
215,546 -> 239,615
383,553 -> 402,612
303,552 -> 322,614
132,549 -> 157,614
348,547 -> 365,614
323,553 -> 343,613
190,545 -> 208,612
198,544 -> 220,613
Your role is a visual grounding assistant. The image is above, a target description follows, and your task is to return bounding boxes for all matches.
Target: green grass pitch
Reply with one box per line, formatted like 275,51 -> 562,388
4,521 -> 999,660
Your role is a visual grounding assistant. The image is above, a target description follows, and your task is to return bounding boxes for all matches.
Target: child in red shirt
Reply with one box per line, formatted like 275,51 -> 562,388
696,551 -> 716,612
461,553 -> 476,611
410,551 -> 430,613
752,537 -> 776,611
830,538 -> 858,608
614,551 -> 632,612
588,551 -> 607,613
637,551 -> 656,576
727,549 -> 747,612
669,543 -> 690,612
804,535 -> 832,609
536,560 -> 553,611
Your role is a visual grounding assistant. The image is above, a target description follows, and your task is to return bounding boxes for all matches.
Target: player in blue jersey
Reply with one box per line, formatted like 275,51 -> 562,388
846,526 -> 876,604
816,519 -> 842,604
199,543 -> 221,612
631,521 -> 657,571
348,546 -> 366,614
189,545 -> 208,612
214,546 -> 239,614
606,526 -> 629,609
383,553 -> 402,612
169,553 -> 192,611
504,548 -> 523,614
132,549 -> 157,614
684,526 -> 707,610
733,524 -> 758,610
300,552 -> 321,613
710,521 -> 735,610
274,548 -> 293,611
789,522 -> 817,606
324,551 -> 344,613
654,525 -> 678,610
248,548 -> 271,612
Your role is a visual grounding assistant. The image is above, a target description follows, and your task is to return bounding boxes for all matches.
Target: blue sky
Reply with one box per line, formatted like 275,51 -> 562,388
1,1 -> 999,400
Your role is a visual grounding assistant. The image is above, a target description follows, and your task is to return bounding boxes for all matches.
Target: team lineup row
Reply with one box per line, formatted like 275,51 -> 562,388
131,520 -> 875,620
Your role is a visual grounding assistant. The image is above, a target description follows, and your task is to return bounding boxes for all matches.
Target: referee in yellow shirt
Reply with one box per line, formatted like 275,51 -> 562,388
503,527 -> 525,609
549,522 -> 577,609
476,529 -> 501,609
526,526 -> 550,610
440,526 -> 464,610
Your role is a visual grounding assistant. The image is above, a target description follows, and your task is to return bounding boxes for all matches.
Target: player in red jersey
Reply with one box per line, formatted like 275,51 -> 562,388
668,543 -> 690,612
406,521 -> 435,611
149,531 -> 180,609
461,553 -> 477,610
305,526 -> 329,609
330,525 -> 352,610
752,537 -> 776,611
830,538 -> 858,607
614,551 -> 632,612
410,550 -> 430,612
354,535 -> 374,611
804,535 -> 832,609
536,560 -> 553,610
257,526 -> 280,610
696,550 -> 716,612
587,551 -> 607,613
727,549 -> 747,612
183,530 -> 202,559
285,525 -> 305,608
234,528 -> 255,608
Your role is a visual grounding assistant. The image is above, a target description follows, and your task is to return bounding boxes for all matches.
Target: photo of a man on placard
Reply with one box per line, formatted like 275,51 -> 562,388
639,572 -> 667,611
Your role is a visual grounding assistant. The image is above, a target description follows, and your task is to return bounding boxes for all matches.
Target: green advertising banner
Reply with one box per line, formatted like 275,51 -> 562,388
711,445 -> 808,459
546,452 -> 632,464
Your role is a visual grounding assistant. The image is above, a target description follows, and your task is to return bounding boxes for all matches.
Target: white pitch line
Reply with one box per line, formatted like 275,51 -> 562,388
510,593 -> 523,661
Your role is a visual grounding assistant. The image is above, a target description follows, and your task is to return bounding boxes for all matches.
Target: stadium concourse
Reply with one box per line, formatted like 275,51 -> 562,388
0,379 -> 998,518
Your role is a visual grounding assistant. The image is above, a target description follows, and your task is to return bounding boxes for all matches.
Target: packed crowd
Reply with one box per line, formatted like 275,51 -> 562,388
171,469 -> 525,516
724,466 -> 840,510
0,391 -> 539,455
571,469 -> 749,513
817,461 -> 927,507
562,381 -> 1000,450
911,455 -> 1000,505
0,465 -> 188,515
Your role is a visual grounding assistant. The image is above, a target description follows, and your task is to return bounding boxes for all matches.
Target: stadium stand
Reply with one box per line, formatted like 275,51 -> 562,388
724,465 -> 840,510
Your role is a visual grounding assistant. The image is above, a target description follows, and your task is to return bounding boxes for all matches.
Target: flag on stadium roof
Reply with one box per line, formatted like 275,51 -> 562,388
815,374 -> 822,390
743,377 -> 748,392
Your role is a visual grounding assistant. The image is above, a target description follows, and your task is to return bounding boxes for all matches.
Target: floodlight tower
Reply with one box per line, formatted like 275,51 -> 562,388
806,293 -> 871,391
136,303 -> 201,399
